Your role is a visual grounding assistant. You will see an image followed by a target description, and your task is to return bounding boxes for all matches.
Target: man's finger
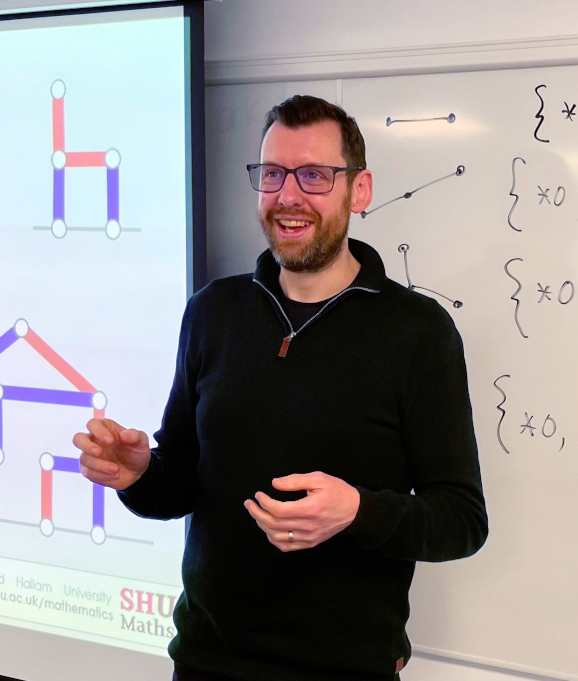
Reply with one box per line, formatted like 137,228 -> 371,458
79,453 -> 119,477
244,499 -> 275,524
269,530 -> 307,544
244,499 -> 296,530
254,492 -> 312,519
269,537 -> 310,552
86,418 -> 117,445
119,428 -> 147,448
72,432 -> 101,456
272,472 -> 324,491
79,465 -> 124,489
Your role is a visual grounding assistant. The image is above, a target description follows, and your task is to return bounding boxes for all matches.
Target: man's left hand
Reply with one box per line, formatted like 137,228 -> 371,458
244,472 -> 360,552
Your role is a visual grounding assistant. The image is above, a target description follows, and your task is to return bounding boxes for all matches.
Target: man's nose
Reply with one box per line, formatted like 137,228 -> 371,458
278,172 -> 305,206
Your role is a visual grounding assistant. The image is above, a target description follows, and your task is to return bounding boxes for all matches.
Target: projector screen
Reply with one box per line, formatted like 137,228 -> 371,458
0,3 -> 201,680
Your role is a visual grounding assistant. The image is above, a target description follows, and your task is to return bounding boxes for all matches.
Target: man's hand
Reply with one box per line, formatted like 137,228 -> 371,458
72,418 -> 151,491
244,471 -> 360,552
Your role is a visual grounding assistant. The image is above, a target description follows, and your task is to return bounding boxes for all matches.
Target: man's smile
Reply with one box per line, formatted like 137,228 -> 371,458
275,218 -> 314,236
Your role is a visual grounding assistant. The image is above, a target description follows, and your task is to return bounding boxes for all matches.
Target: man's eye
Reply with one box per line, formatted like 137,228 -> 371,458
305,172 -> 321,180
264,169 -> 282,178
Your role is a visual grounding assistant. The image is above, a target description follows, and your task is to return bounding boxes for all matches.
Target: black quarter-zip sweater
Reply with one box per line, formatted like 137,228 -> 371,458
118,239 -> 488,681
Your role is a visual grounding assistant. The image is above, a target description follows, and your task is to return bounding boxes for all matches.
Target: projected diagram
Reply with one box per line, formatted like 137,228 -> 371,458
0,319 -> 111,544
34,80 -> 140,240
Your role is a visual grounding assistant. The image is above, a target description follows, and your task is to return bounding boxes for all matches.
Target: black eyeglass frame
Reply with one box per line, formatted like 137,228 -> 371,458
246,163 -> 365,194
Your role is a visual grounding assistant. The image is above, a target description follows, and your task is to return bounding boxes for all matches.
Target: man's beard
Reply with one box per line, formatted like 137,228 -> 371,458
258,196 -> 352,273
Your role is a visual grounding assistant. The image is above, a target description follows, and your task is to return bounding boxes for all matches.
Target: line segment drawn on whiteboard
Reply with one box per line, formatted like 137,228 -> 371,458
361,166 -> 465,218
504,258 -> 528,338
508,157 -> 526,232
494,375 -> 510,454
398,244 -> 463,308
534,85 -> 550,143
386,113 -> 455,126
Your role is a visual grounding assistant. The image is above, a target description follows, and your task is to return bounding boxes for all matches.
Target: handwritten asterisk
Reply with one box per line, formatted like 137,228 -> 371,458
563,102 -> 576,120
521,413 -> 536,436
537,283 -> 552,302
538,186 -> 550,204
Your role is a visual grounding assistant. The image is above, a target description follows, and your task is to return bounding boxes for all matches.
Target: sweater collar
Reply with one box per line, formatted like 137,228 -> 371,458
253,238 -> 387,294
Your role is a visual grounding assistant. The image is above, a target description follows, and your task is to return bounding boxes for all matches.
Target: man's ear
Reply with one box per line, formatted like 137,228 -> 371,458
350,169 -> 373,214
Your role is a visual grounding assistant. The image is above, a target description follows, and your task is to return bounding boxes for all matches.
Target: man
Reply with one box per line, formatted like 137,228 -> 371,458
73,96 -> 488,681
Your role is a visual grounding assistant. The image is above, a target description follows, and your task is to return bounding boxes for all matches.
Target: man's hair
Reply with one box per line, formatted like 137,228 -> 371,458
261,95 -> 366,187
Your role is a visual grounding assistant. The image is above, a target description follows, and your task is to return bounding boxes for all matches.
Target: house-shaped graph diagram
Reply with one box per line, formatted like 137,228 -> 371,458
0,319 -> 109,544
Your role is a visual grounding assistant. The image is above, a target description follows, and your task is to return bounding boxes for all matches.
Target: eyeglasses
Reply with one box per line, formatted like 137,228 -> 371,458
246,163 -> 364,194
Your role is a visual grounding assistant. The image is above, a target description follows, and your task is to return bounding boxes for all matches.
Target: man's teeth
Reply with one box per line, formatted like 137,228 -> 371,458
279,220 -> 310,228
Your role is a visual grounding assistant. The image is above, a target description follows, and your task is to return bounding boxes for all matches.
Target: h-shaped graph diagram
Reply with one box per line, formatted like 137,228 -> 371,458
0,319 -> 110,544
33,80 -> 140,240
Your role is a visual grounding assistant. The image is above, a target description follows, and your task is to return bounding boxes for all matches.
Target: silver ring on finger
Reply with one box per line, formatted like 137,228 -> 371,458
288,530 -> 294,543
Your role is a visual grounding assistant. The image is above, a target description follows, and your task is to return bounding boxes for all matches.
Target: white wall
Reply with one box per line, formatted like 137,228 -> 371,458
205,0 -> 578,62
203,2 -> 578,680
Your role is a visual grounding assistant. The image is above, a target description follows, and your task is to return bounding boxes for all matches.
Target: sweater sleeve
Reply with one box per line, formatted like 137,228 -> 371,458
346,309 -> 488,562
117,297 -> 200,520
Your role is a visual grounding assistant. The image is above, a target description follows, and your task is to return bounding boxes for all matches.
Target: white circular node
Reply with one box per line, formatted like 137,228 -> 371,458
51,80 -> 66,100
105,148 -> 121,169
52,150 -> 67,170
51,220 -> 67,239
92,391 -> 108,411
40,452 -> 55,472
91,525 -> 106,545
0,384 -> 3,400
14,318 -> 29,338
0,449 -> 4,466
40,519 -> 54,537
105,220 -> 121,241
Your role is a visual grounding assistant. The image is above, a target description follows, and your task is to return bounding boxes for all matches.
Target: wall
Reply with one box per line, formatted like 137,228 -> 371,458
204,0 -> 578,62
203,2 -> 578,680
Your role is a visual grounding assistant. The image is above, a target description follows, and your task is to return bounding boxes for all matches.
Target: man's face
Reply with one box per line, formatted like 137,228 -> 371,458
258,120 -> 353,273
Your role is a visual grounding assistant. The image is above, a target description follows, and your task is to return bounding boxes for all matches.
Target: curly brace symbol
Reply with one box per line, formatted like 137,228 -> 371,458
508,157 -> 526,232
504,258 -> 528,339
494,375 -> 511,454
534,85 -> 550,143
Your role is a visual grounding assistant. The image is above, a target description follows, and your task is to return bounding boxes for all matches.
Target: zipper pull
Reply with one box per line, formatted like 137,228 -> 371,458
278,332 -> 295,358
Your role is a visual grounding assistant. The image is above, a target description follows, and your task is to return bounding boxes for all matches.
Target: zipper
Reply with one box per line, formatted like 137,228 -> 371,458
253,279 -> 379,357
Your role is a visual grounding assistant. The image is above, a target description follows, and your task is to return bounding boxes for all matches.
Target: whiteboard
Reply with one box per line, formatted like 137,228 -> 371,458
342,66 -> 578,681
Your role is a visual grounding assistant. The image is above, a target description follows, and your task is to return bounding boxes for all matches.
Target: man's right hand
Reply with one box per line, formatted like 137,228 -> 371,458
73,418 -> 151,491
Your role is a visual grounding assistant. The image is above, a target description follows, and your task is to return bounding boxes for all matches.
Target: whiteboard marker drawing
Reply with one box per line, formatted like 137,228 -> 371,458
398,244 -> 463,308
562,102 -> 576,120
538,186 -> 566,206
386,113 -> 455,126
521,413 -> 565,451
520,413 -> 536,436
504,258 -> 528,338
508,157 -> 526,232
537,186 -> 550,204
558,280 -> 575,304
537,281 -> 574,304
493,375 -> 510,454
361,165 -> 465,218
537,284 -> 551,302
534,85 -> 549,143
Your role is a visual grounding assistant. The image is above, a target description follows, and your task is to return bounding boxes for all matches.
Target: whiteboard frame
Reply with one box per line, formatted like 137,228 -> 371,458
206,34 -> 578,86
